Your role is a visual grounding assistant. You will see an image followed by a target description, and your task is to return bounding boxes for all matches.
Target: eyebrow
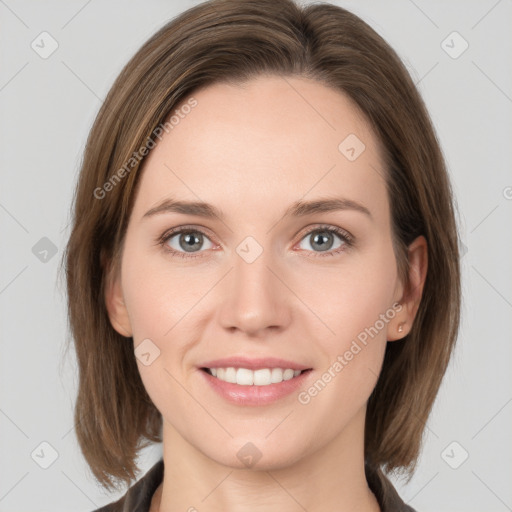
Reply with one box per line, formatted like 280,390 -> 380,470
142,196 -> 372,221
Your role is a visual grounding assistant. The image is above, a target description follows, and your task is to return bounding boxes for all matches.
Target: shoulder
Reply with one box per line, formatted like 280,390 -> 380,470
91,459 -> 164,512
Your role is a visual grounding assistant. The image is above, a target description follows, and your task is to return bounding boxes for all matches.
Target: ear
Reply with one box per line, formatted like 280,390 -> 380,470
387,235 -> 428,341
104,257 -> 133,338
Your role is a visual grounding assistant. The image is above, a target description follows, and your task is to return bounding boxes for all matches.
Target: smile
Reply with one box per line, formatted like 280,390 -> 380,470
202,367 -> 306,386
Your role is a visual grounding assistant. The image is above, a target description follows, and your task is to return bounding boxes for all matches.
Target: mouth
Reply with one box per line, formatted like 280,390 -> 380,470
200,367 -> 312,386
197,357 -> 313,405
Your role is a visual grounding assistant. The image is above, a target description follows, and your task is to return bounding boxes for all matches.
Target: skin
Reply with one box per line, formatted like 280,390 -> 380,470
105,75 -> 427,512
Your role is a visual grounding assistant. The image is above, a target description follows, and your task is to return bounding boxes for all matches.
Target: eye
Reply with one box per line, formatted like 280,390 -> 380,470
157,224 -> 353,260
159,227 -> 215,258
296,225 -> 352,256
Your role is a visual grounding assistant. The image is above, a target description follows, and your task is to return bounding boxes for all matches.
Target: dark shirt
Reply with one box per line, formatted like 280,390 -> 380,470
93,458 -> 416,512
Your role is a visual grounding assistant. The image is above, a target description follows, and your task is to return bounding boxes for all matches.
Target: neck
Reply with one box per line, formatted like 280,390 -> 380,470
154,407 -> 380,512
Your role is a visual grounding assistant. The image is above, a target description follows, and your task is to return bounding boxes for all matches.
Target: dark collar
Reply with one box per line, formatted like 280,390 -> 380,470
94,458 -> 416,512
93,459 -> 164,512
365,463 -> 417,512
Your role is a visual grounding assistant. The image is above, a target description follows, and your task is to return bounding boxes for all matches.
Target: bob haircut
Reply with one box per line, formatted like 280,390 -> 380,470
61,0 -> 461,492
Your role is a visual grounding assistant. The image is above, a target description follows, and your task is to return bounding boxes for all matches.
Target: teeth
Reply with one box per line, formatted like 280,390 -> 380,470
237,368 -> 253,385
207,367 -> 304,386
271,368 -> 283,383
225,367 -> 237,383
254,369 -> 271,385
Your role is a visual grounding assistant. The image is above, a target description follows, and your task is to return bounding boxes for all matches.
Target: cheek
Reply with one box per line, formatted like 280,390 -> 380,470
121,244 -> 206,340
295,257 -> 396,432
298,246 -> 398,346
120,246 -> 216,402
121,248 -> 199,425
297,244 -> 397,400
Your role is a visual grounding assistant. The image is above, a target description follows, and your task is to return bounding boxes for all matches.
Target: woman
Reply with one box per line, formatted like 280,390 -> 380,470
62,0 -> 461,510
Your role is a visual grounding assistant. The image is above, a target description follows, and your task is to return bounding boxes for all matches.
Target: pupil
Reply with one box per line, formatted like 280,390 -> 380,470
181,232 -> 202,252
312,231 -> 332,251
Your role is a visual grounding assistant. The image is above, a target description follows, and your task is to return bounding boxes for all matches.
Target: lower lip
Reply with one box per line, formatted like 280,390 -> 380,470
199,369 -> 312,406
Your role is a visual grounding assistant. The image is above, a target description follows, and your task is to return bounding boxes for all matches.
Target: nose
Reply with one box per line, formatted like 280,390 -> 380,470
216,247 -> 292,337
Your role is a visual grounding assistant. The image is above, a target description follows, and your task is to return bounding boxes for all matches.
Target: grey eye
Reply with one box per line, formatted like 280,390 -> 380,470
167,231 -> 214,253
298,229 -> 345,252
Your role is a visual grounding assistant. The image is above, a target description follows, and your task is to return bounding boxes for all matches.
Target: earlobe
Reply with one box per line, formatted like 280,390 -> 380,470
104,259 -> 133,338
387,313 -> 408,342
388,235 -> 428,341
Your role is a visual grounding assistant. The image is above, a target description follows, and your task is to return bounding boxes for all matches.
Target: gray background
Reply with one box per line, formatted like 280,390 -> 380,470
1,0 -> 511,510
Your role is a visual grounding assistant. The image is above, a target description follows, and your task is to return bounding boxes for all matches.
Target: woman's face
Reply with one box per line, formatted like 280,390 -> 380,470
106,75 -> 412,469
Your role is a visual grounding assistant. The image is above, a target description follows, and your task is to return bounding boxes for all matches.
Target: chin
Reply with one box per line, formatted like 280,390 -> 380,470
197,433 -> 310,472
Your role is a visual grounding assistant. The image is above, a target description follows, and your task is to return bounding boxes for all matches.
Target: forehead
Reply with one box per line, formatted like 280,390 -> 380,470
132,75 -> 388,221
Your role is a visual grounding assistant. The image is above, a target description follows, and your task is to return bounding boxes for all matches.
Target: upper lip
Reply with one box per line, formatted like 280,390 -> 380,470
199,356 -> 312,371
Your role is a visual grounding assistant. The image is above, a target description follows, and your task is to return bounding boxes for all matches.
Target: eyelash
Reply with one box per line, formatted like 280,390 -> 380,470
156,224 -> 354,260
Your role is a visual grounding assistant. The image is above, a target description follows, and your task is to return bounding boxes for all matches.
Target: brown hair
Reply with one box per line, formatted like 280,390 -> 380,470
61,0 -> 461,491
